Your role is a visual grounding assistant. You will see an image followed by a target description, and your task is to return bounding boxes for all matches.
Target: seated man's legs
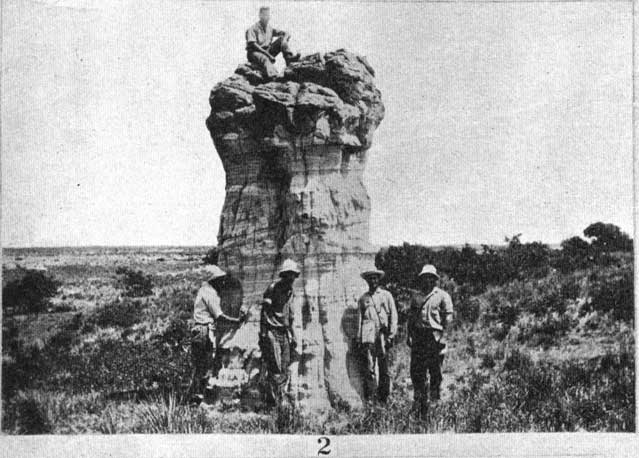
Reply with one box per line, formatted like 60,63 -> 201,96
268,35 -> 300,64
247,51 -> 278,79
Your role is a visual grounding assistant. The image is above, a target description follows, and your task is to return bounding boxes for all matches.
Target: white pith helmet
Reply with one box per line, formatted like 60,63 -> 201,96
278,259 -> 301,277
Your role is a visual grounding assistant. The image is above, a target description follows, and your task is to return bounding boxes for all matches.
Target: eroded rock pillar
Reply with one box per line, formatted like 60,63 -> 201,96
206,50 -> 384,411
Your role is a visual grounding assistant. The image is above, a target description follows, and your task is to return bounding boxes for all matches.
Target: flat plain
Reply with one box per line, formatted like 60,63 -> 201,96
1,241 -> 634,433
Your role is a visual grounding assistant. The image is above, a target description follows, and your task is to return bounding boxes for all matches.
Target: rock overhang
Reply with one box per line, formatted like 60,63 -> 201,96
207,49 -> 384,151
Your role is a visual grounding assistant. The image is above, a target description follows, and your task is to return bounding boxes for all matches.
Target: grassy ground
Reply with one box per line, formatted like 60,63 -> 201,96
1,247 -> 634,433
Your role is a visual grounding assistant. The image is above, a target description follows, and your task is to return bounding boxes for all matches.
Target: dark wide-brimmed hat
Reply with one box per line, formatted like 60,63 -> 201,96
361,268 -> 385,280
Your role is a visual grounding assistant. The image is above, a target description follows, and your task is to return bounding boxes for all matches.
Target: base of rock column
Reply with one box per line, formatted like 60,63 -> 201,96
209,250 -> 376,412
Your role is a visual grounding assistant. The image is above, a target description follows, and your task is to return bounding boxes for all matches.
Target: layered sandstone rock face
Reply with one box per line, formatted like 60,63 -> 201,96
206,50 -> 384,411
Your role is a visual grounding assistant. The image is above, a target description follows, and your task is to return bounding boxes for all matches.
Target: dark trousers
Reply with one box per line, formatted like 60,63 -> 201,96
247,36 -> 293,78
410,330 -> 445,414
259,328 -> 291,406
362,337 -> 390,403
190,324 -> 214,398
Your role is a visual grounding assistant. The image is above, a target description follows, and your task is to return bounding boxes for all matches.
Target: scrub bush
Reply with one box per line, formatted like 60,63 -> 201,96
585,264 -> 634,322
2,270 -> 61,315
116,268 -> 154,297
91,299 -> 145,328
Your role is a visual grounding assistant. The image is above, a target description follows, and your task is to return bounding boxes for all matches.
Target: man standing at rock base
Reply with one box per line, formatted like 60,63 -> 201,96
407,264 -> 454,417
259,259 -> 301,407
189,265 -> 245,404
245,6 -> 300,80
356,268 -> 398,404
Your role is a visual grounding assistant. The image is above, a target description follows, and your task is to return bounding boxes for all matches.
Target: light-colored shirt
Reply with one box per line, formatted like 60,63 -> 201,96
245,21 -> 286,50
357,287 -> 398,344
193,281 -> 223,324
260,279 -> 300,346
408,287 -> 454,333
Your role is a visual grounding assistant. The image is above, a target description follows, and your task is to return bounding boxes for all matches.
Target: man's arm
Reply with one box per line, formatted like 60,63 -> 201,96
387,292 -> 398,339
263,283 -> 273,301
440,293 -> 454,331
219,313 -> 240,324
406,295 -> 417,347
356,296 -> 364,344
288,295 -> 302,353
246,28 -> 276,62
206,290 -> 240,324
249,42 -> 276,62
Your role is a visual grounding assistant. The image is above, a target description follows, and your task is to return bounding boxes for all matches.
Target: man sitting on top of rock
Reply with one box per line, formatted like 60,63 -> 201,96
245,6 -> 300,80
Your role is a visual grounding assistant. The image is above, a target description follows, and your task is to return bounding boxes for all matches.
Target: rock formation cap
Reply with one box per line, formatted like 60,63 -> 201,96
278,259 -> 301,276
360,269 -> 385,279
418,264 -> 440,279
203,264 -> 227,280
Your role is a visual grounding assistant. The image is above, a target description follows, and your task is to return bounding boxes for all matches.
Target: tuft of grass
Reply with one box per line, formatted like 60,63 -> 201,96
2,390 -> 106,434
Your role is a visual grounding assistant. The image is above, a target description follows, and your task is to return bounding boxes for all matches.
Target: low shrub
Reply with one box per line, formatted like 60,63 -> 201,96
514,312 -> 576,348
157,316 -> 191,350
483,291 -> 519,340
156,285 -> 194,319
2,390 -> 107,434
49,302 -> 75,313
116,268 -> 154,297
2,343 -> 50,398
440,348 -> 634,432
455,296 -> 482,324
2,270 -> 62,315
91,299 -> 146,328
585,264 -> 634,322
4,391 -> 52,434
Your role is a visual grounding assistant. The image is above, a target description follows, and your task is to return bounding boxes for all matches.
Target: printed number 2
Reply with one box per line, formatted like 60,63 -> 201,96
317,436 -> 331,455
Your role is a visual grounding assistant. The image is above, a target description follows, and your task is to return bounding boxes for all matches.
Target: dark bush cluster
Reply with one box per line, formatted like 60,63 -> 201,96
157,316 -> 191,350
2,270 -> 62,315
116,267 -> 154,297
586,264 -> 634,322
553,222 -> 633,273
584,222 -> 633,252
88,299 -> 146,329
376,223 -> 632,295
376,235 -> 552,295
202,247 -> 219,265
2,319 -> 190,398
7,394 -> 53,434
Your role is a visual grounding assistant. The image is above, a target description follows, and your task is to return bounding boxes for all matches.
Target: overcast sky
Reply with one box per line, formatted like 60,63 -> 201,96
1,0 -> 633,247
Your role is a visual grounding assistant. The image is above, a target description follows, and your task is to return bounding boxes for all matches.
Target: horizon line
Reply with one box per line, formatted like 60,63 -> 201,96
1,241 -> 564,251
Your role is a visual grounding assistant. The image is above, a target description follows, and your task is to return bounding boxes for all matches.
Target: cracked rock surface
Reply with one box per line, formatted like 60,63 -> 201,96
206,49 -> 384,411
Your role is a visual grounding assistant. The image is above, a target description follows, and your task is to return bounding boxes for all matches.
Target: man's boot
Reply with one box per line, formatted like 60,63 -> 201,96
420,398 -> 429,419
412,392 -> 427,418
413,397 -> 428,419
